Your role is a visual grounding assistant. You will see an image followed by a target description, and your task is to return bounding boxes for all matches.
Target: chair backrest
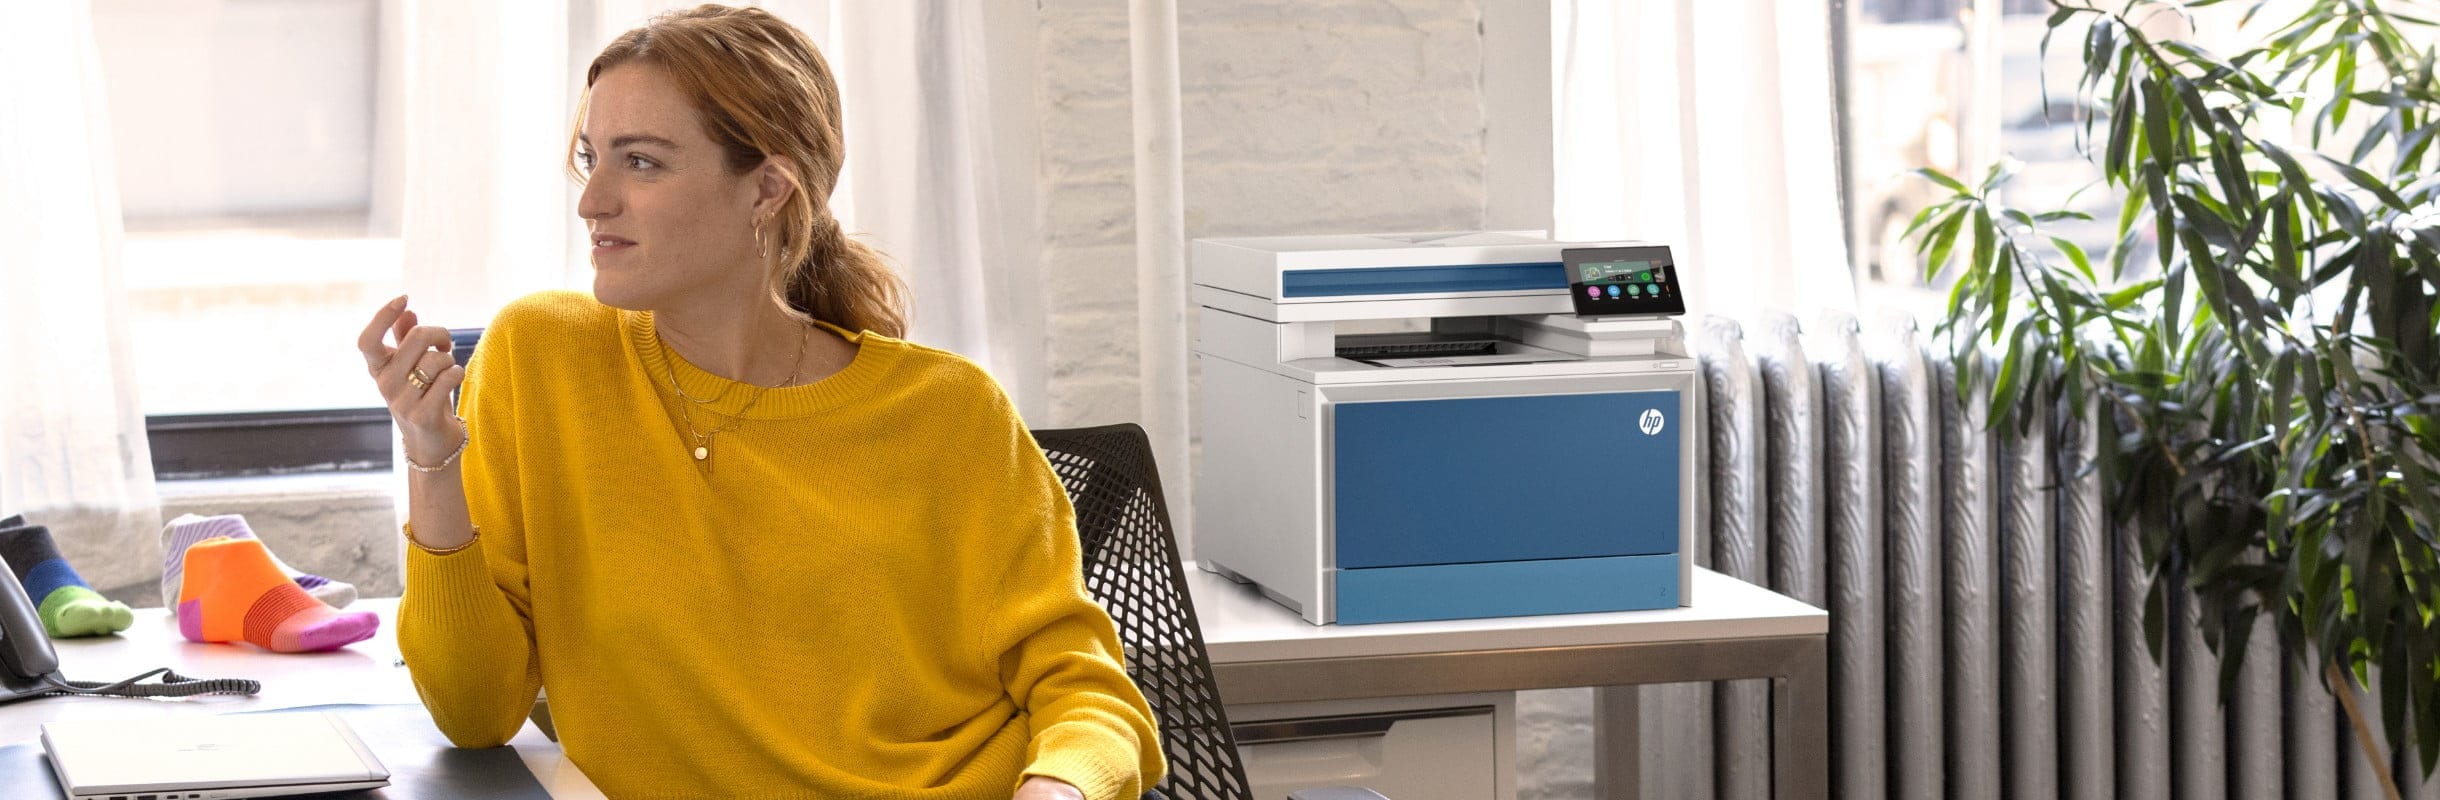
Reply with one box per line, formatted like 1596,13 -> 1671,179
1032,423 -> 1254,800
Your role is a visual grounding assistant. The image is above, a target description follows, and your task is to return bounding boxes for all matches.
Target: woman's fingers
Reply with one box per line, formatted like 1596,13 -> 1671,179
391,309 -> 420,351
384,325 -> 456,388
408,348 -> 456,392
415,363 -> 469,419
358,295 -> 409,373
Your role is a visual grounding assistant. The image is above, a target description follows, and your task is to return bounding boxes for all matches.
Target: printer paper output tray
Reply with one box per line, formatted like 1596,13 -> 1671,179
1333,332 -> 1580,368
1354,345 -> 1577,368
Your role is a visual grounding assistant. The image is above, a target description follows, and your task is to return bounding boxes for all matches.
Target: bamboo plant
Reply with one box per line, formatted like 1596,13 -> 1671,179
1905,1 -> 2440,795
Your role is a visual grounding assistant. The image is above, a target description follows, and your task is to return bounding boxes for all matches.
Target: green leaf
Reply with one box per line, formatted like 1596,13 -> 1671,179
2108,77 -> 2139,178
1925,211 -> 1970,283
2053,235 -> 2098,281
1991,320 -> 2030,421
2172,194 -> 2241,253
1993,246 -> 2017,345
2332,37 -> 2358,131
1975,213 -> 2000,296
2318,186 -> 2370,236
2108,278 -> 2165,310
2316,152 -> 2411,208
2143,78 -> 2178,174
1915,167 -> 1970,194
1982,158 -> 2023,194
2271,194 -> 2302,296
2257,140 -> 2316,189
1902,202 -> 1950,241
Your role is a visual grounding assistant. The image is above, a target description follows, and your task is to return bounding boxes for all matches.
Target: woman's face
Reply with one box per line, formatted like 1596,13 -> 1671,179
575,63 -> 769,313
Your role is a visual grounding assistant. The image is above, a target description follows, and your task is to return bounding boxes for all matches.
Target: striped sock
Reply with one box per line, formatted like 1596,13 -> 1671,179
0,520 -> 135,638
162,514 -> 357,613
176,537 -> 377,653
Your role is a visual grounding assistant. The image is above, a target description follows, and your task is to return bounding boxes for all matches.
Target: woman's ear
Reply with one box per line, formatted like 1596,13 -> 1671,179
753,155 -> 799,219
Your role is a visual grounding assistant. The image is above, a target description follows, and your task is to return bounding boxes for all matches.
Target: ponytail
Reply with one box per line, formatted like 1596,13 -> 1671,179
770,212 -> 906,338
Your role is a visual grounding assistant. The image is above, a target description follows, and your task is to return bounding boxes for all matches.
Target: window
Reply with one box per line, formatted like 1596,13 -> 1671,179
1841,0 -> 2134,316
1834,0 -> 2244,314
96,0 -> 405,420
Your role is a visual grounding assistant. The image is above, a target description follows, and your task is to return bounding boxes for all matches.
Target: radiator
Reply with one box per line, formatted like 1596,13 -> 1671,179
1629,310 -> 2419,800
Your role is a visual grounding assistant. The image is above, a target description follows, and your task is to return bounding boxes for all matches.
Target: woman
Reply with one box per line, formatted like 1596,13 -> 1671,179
357,6 -> 1163,798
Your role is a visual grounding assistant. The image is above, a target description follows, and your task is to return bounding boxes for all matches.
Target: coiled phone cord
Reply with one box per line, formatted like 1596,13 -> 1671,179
40,668 -> 261,699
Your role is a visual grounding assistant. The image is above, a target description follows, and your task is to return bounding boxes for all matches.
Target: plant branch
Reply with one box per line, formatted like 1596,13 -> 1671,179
2330,657 -> 2407,800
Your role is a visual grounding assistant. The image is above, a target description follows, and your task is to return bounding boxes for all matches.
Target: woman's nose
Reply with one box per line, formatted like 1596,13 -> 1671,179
576,179 -> 617,220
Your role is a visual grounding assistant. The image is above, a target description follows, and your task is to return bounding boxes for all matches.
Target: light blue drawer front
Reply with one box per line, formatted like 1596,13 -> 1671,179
1332,391 -> 1681,569
1337,554 -> 1681,623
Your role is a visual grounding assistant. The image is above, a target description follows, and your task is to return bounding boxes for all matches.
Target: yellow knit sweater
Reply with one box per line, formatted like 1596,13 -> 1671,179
398,290 -> 1163,799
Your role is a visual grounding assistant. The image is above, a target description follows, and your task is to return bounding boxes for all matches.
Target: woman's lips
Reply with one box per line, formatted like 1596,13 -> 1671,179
591,234 -> 636,257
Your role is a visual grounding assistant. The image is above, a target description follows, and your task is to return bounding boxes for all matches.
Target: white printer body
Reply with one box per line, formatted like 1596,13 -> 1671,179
1191,231 -> 1700,625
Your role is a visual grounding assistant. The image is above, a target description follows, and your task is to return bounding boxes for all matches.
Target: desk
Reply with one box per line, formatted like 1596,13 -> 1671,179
0,600 -> 604,798
1187,564 -> 1829,800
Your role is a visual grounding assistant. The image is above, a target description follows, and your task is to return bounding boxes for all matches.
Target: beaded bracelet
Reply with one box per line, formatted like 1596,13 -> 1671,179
406,416 -> 469,473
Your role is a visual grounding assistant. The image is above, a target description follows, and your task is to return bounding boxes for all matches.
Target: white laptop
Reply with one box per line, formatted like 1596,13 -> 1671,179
42,711 -> 391,800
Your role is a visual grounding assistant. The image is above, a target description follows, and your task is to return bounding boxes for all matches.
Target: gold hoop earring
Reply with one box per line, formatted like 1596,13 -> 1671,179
752,220 -> 766,259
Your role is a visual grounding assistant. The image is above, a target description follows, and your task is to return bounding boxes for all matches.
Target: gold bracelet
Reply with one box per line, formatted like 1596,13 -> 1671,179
404,522 -> 480,556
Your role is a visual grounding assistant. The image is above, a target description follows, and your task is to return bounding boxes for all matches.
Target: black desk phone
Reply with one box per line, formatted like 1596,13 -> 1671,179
0,554 -> 262,703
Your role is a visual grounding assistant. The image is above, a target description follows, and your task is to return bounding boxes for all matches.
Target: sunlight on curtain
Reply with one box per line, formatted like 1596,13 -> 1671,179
0,0 -> 162,591
400,0 -> 583,331
1554,0 -> 1855,322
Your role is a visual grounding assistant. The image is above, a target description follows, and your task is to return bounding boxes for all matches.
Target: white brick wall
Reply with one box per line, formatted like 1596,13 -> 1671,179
1037,0 -> 1489,432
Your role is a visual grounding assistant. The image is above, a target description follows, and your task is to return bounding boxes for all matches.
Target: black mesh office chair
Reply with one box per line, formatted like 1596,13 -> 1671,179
1033,424 -> 1255,800
1033,424 -> 1388,800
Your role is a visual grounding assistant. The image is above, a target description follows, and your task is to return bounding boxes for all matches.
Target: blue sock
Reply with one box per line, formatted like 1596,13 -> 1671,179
0,519 -> 134,638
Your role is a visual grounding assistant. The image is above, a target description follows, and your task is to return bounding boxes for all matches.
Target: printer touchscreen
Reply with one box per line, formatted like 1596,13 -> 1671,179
1564,245 -> 1684,317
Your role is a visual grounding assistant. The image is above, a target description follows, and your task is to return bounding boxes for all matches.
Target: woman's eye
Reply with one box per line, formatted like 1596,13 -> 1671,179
626,154 -> 655,170
575,152 -> 596,173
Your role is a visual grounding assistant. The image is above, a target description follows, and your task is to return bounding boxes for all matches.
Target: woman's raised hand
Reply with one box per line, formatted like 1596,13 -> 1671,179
358,295 -> 468,468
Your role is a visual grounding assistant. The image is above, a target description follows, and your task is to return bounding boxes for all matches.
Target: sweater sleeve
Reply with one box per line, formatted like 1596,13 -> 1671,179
984,417 -> 1168,800
396,307 -> 545,749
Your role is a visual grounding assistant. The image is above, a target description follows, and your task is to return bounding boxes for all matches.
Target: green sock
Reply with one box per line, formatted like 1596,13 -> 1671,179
39,585 -> 136,638
0,520 -> 135,638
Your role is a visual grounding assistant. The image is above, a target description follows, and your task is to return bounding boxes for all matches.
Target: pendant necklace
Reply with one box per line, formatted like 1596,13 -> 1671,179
656,321 -> 810,466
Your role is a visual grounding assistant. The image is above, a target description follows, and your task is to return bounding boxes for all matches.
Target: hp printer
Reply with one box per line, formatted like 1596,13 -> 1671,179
1191,231 -> 1699,624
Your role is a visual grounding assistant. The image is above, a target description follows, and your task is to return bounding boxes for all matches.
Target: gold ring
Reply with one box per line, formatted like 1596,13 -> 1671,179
408,368 -> 431,389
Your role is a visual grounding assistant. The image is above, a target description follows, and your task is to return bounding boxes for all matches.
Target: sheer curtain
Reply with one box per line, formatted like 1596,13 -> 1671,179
0,0 -> 160,592
1551,3 -> 1850,798
1553,0 -> 1855,322
403,0 -> 1047,416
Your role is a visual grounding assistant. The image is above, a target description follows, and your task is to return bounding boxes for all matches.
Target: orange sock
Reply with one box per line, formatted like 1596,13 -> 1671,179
176,537 -> 377,653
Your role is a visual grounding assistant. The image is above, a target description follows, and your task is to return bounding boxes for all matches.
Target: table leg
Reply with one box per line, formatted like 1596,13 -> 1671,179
1773,636 -> 1829,800
1592,685 -> 1641,800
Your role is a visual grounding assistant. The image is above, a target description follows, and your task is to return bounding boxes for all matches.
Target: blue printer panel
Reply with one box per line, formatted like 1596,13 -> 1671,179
1331,391 -> 1682,569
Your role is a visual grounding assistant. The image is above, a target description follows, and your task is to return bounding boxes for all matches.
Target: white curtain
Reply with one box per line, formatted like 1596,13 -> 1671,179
0,0 -> 161,591
410,0 -> 1047,416
1553,0 -> 1855,322
830,2 -> 1047,417
400,0 -> 583,330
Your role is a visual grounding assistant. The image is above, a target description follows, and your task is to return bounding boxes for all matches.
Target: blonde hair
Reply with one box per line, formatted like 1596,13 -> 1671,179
571,4 -> 907,338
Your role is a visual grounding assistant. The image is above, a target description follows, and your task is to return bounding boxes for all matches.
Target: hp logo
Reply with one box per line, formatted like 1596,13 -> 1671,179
1638,408 -> 1666,436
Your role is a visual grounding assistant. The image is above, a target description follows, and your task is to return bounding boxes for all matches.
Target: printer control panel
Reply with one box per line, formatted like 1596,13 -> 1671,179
1563,245 -> 1684,317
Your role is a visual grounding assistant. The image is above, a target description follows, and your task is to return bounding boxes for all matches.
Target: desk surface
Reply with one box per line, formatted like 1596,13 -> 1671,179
1186,563 -> 1828,663
0,569 -> 1823,797
0,600 -> 604,798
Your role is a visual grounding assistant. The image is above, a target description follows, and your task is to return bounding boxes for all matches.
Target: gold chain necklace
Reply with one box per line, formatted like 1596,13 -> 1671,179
656,321 -> 811,466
